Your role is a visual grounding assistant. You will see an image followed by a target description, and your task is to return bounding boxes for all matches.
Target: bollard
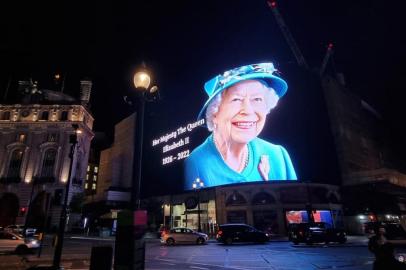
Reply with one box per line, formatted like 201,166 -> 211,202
90,245 -> 113,270
134,239 -> 146,270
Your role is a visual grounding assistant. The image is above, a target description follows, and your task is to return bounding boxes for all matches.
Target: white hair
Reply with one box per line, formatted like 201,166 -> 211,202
205,85 -> 279,131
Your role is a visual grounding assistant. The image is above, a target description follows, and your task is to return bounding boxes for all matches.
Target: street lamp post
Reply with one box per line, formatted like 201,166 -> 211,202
132,70 -> 150,210
115,66 -> 158,270
305,181 -> 315,224
192,178 -> 204,232
23,177 -> 36,236
53,124 -> 80,269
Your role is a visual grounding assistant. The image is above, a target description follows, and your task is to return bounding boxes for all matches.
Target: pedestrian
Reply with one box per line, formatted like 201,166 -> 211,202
368,226 -> 387,257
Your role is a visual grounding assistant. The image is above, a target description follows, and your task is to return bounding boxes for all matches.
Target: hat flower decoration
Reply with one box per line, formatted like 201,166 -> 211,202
198,62 -> 288,120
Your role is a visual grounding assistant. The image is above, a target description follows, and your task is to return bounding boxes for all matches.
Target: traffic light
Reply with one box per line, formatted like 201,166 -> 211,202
19,207 -> 27,216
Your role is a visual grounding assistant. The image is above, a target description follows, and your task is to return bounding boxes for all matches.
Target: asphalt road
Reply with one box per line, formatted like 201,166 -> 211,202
1,235 -> 406,270
146,241 -> 376,270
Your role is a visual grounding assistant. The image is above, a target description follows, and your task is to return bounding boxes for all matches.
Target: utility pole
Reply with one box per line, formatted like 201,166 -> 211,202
192,178 -> 204,232
53,124 -> 79,269
305,182 -> 315,224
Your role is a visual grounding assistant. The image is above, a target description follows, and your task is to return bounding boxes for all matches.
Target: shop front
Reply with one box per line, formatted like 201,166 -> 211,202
156,181 -> 343,236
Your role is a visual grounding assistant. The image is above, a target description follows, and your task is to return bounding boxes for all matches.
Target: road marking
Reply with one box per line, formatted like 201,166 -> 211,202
70,236 -> 114,241
190,266 -> 210,270
260,254 -> 270,264
224,248 -> 229,268
155,258 -> 177,263
160,262 -> 176,266
154,257 -> 254,270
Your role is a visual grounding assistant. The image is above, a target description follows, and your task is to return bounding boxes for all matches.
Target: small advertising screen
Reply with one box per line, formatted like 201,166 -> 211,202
285,210 -> 333,225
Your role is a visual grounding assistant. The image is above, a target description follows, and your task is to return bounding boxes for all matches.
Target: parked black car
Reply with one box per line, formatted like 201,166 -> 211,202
216,224 -> 270,244
288,222 -> 346,245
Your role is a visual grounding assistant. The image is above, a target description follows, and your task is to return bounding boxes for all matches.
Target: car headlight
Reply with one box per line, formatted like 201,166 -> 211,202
397,254 -> 406,263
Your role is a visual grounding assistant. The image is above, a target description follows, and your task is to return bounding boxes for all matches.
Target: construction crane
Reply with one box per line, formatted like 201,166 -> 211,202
267,0 -> 309,69
267,1 -> 335,76
319,43 -> 334,76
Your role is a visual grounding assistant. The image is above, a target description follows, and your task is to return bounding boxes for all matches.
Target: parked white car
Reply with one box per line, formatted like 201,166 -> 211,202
5,224 -> 36,236
161,227 -> 208,245
0,231 -> 39,254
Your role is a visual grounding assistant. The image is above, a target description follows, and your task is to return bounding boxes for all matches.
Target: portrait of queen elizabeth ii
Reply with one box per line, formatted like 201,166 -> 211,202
184,62 -> 297,190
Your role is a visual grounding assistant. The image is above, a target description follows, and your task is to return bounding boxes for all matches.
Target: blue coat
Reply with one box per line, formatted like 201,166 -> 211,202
184,135 -> 297,190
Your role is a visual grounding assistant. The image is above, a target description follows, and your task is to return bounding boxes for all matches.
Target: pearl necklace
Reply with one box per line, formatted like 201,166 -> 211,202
213,136 -> 249,172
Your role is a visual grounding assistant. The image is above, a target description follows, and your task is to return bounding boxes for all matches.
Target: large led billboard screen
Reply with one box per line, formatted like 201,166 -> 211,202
143,62 -> 341,195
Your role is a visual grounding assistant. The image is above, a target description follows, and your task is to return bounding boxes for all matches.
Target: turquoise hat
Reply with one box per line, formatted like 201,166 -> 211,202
198,62 -> 288,120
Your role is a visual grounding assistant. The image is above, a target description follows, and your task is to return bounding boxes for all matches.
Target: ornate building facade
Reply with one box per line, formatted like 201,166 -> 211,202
0,80 -> 94,230
156,181 -> 342,237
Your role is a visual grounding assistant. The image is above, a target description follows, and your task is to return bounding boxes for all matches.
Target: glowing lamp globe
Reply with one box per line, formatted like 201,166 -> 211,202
133,71 -> 151,90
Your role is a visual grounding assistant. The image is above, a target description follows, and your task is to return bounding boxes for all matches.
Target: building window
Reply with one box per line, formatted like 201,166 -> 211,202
47,133 -> 58,142
7,149 -> 24,178
226,211 -> 247,223
93,175 -> 97,181
86,174 -> 89,180
87,165 -> 90,172
252,192 -> 276,205
1,111 -> 11,120
85,183 -> 88,189
40,149 -> 57,177
74,152 -> 83,183
40,111 -> 49,120
17,134 -> 26,143
225,192 -> 247,206
328,193 -> 339,204
92,183 -> 96,190
21,110 -> 30,118
94,166 -> 98,173
253,210 -> 278,234
60,111 -> 68,121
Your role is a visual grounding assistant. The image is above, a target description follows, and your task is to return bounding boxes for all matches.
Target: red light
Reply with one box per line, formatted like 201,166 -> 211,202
20,207 -> 26,212
268,1 -> 277,8
328,43 -> 334,50
217,230 -> 223,236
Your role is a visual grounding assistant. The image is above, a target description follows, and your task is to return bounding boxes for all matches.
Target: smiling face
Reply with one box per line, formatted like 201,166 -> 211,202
213,80 -> 270,145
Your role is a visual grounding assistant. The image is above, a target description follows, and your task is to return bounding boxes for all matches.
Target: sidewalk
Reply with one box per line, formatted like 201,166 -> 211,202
205,234 -> 369,246
44,231 -> 370,245
0,255 -> 90,270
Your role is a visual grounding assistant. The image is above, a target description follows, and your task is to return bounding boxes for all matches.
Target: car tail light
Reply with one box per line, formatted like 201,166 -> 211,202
217,230 -> 223,236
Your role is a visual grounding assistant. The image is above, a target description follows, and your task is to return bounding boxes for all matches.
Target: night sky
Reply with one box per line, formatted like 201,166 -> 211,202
1,1 -> 405,195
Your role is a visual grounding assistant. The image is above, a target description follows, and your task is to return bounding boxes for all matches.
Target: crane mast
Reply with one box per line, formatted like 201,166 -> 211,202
319,43 -> 334,76
267,0 -> 309,69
